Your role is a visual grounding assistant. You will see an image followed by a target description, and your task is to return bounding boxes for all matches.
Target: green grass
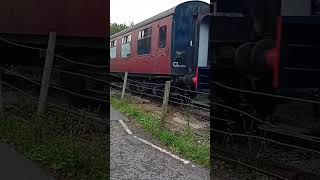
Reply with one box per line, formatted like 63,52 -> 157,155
0,110 -> 108,180
111,97 -> 210,167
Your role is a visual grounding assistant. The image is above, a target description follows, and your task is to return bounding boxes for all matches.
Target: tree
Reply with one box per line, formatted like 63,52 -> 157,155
110,22 -> 134,35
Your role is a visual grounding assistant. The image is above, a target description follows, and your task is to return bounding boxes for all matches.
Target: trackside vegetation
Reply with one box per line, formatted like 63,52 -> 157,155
111,96 -> 210,167
0,105 -> 108,180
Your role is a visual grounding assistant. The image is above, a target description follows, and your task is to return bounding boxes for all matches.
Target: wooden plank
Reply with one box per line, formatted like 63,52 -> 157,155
37,32 -> 56,115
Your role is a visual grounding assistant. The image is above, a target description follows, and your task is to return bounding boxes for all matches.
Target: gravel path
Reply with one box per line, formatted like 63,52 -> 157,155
110,106 -> 212,180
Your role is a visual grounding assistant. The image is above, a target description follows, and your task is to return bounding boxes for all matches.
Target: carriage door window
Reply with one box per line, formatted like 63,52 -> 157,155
138,27 -> 152,55
110,40 -> 117,59
198,18 -> 209,67
121,34 -> 131,58
159,26 -> 167,48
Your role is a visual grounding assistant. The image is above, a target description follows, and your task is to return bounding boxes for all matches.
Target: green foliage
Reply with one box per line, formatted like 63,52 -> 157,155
110,22 -> 134,35
0,109 -> 108,180
111,97 -> 210,167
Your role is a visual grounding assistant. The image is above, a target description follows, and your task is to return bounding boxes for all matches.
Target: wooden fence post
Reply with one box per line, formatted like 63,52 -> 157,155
37,32 -> 56,115
121,72 -> 128,101
161,80 -> 171,123
0,72 -> 3,117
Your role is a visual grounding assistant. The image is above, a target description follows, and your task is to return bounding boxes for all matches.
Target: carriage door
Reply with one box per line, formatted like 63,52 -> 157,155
197,17 -> 209,68
157,24 -> 168,55
155,22 -> 168,72
196,16 -> 210,90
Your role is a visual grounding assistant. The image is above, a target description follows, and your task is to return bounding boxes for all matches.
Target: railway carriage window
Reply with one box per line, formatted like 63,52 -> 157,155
159,26 -> 167,48
110,40 -> 117,59
121,34 -> 132,58
137,27 -> 152,55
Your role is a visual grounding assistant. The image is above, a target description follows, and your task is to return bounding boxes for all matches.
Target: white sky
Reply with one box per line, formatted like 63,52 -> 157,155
111,0 -> 210,25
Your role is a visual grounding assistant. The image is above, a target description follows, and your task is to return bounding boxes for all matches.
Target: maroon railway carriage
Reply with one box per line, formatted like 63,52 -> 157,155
0,0 -> 108,96
0,0 -> 108,82
110,1 -> 210,94
110,15 -> 173,75
0,0 -> 106,38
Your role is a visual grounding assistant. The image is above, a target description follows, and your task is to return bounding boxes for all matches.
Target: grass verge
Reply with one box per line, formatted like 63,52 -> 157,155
111,96 -> 210,167
0,107 -> 107,180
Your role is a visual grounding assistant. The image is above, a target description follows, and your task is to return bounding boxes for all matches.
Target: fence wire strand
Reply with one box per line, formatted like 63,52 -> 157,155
0,36 -> 108,68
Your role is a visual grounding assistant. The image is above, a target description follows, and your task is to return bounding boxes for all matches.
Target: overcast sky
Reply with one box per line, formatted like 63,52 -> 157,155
111,0 -> 210,25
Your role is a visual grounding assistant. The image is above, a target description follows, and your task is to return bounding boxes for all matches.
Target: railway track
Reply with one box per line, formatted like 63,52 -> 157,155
212,127 -> 320,180
110,81 -> 210,121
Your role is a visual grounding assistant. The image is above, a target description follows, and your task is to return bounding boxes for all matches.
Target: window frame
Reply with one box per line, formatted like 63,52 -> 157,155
137,27 -> 152,56
110,40 -> 117,47
138,27 -> 152,40
121,34 -> 132,59
122,34 -> 132,45
110,39 -> 117,59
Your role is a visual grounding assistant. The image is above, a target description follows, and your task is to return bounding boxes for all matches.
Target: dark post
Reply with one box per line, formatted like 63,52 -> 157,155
0,72 -> 3,117
37,32 -> 56,115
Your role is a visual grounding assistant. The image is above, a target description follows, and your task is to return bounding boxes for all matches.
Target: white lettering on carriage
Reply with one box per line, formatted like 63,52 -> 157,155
173,62 -> 186,68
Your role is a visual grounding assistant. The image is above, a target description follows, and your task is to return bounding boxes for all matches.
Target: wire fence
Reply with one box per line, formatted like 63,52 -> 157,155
0,34 -> 109,179
210,78 -> 320,179
4,31 -> 320,179
110,68 -> 320,179
110,73 -> 210,127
